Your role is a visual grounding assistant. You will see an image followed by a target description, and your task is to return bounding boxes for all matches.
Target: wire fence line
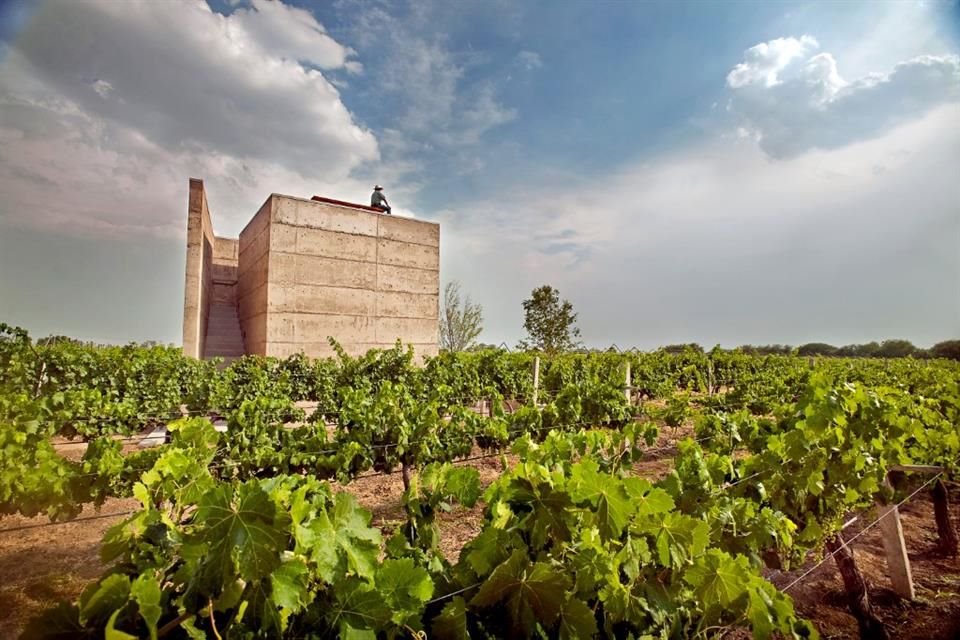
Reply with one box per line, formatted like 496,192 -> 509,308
0,417 -> 707,535
44,386 -> 657,450
780,461 -> 956,593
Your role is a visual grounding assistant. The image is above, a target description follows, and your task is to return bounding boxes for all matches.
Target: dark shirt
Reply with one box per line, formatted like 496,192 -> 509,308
371,191 -> 388,207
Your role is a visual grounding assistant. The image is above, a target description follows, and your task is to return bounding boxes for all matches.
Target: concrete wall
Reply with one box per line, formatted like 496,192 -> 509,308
237,196 -> 273,355
185,185 -> 440,360
261,195 -> 439,359
211,237 -> 239,307
182,179 -> 215,358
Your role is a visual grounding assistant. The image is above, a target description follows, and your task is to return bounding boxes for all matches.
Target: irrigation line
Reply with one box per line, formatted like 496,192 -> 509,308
722,470 -> 767,489
780,465 -> 952,593
0,509 -> 137,534
427,582 -> 482,606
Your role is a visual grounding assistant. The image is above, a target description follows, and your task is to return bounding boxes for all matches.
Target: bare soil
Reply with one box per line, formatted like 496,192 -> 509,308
3,430 -> 959,639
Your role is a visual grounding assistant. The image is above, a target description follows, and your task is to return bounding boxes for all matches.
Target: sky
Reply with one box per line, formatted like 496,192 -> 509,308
0,0 -> 958,349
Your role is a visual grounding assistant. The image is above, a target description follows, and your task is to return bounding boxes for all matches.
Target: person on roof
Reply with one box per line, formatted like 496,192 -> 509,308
371,185 -> 391,215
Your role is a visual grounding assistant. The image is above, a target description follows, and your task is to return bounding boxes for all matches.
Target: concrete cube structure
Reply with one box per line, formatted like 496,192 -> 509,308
182,179 -> 439,361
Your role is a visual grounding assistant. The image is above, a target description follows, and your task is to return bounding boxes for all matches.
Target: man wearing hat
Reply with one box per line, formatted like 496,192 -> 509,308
370,185 -> 391,215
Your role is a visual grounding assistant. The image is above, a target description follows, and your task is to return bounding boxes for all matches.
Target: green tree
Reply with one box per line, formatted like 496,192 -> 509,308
519,285 -> 582,353
876,339 -> 917,358
664,343 -> 704,354
797,343 -> 838,356
931,340 -> 960,360
439,280 -> 484,352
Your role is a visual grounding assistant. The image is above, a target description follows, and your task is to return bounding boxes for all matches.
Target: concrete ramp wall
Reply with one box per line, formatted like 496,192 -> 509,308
182,179 -> 240,359
182,179 -> 214,359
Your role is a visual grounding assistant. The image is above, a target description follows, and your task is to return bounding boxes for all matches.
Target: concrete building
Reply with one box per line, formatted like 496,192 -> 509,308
182,179 -> 439,361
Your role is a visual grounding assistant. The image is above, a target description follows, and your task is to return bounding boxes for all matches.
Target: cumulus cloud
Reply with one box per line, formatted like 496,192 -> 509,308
8,0 -> 377,174
727,36 -> 960,158
726,35 -> 819,88
0,0 -> 382,237
230,0 -> 361,71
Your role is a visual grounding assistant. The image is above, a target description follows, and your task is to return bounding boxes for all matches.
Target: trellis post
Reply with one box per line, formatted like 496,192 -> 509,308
876,473 -> 915,600
624,361 -> 631,404
532,356 -> 540,406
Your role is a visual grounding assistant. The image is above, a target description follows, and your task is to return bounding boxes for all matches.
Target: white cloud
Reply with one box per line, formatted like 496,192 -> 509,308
516,50 -> 542,70
91,79 -> 113,99
727,36 -> 960,158
726,35 -> 819,88
0,0 -> 382,237
231,0 -> 361,71
438,105 -> 960,347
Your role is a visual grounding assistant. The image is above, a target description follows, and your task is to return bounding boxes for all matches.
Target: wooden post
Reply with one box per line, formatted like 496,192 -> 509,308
932,479 -> 959,555
876,474 -> 915,600
624,361 -> 632,405
532,356 -> 540,407
826,533 -> 890,639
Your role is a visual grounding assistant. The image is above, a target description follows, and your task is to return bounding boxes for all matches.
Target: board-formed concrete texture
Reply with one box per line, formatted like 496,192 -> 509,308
181,180 -> 439,361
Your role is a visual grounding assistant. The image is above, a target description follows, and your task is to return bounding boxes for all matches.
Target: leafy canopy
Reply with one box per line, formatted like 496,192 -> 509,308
519,285 -> 582,353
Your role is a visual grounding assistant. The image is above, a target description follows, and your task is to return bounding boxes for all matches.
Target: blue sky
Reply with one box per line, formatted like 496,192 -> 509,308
0,0 -> 958,348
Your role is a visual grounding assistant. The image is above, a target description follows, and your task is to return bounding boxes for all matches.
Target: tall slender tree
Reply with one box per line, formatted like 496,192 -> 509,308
439,281 -> 483,352
519,285 -> 582,353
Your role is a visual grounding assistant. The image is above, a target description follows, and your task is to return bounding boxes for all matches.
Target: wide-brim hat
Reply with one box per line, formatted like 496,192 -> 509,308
373,185 -> 383,190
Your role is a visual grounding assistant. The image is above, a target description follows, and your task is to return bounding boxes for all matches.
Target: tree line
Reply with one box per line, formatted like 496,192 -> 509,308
440,280 -> 960,360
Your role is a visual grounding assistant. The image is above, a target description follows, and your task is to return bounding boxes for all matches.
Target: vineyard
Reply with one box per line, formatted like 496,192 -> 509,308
1,322 -> 959,639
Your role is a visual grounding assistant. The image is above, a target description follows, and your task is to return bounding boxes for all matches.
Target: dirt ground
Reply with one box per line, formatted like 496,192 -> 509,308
2,430 -> 959,639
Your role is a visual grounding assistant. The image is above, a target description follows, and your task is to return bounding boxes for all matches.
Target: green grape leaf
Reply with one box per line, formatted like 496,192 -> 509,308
615,537 -> 653,583
444,467 -> 482,507
193,483 -> 287,586
431,596 -> 469,640
301,492 -> 380,582
78,573 -> 130,626
558,595 -> 598,640
568,459 -> 634,539
270,558 -> 310,621
377,558 -> 434,626
683,549 -> 750,607
470,550 -> 571,637
635,511 -> 710,568
624,477 -> 675,515
325,576 -> 391,638
463,527 -> 513,577
131,574 -> 162,640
